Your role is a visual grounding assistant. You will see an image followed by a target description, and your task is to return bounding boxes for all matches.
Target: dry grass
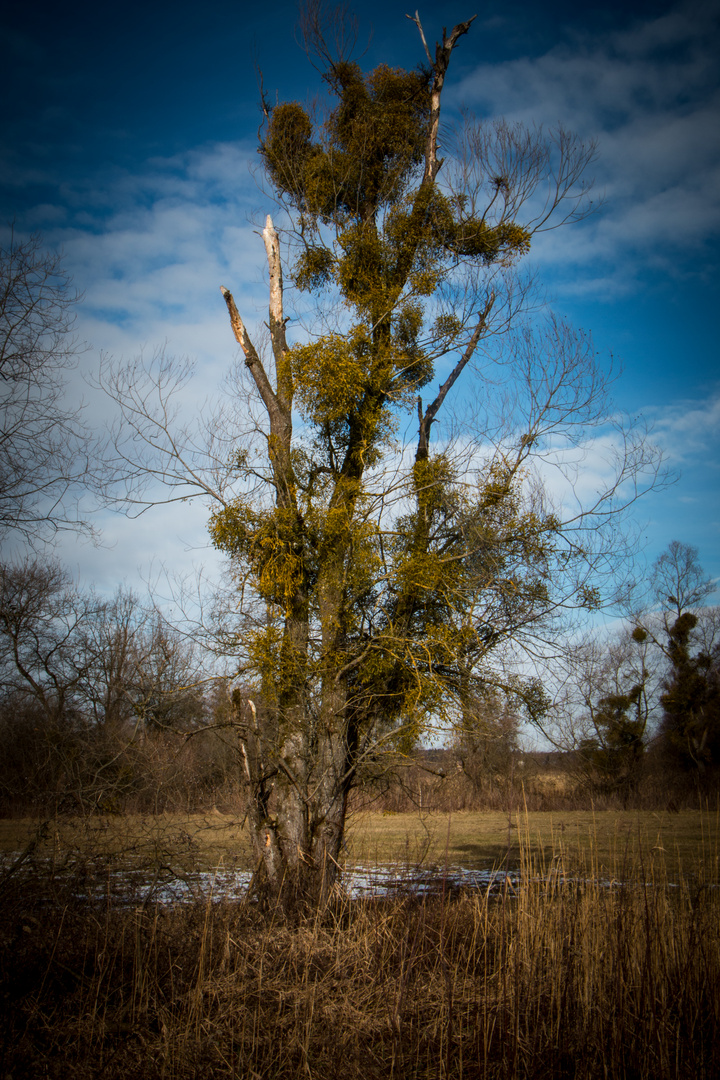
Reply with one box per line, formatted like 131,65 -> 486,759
1,817 -> 718,1079
0,813 -> 253,882
2,807 -> 717,884
347,807 -> 720,883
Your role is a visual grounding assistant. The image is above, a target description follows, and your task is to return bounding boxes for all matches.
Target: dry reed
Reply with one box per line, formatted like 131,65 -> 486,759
1,823 -> 718,1078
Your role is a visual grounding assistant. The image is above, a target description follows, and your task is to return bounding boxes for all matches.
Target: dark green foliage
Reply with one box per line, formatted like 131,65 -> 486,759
294,244 -> 334,290
581,683 -> 646,802
261,61 -> 530,320
660,612 -> 720,775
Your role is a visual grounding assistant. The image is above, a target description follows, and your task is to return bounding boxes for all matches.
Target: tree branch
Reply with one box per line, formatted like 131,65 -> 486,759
414,13 -> 477,186
220,288 -> 274,406
416,294 -> 494,461
261,215 -> 293,414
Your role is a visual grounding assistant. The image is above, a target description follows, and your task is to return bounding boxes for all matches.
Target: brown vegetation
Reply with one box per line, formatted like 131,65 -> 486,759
0,713 -> 242,818
1,720 -> 716,820
1,827 -> 717,1079
350,747 -> 715,815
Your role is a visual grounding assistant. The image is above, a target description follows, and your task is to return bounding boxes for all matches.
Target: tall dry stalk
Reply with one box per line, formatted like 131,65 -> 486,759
1,819 -> 718,1077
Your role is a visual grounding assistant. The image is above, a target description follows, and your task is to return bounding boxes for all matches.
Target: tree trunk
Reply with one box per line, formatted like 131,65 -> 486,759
234,693 -> 352,910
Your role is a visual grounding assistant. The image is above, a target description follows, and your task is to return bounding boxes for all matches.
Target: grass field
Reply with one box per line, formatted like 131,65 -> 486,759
2,807 -> 717,882
347,807 -> 720,881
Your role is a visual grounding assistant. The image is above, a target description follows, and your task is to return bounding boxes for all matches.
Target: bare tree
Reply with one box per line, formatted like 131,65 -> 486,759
0,231 -> 90,547
0,565 -> 215,811
453,684 -> 520,794
635,542 -> 720,781
79,588 -> 205,734
555,543 -> 720,797
0,558 -> 98,725
78,586 -> 146,731
650,540 -> 715,624
566,627 -> 653,802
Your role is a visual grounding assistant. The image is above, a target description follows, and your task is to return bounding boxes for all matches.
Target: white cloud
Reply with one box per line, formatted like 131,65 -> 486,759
4,139 -> 276,598
454,0 -> 720,292
627,386 -> 720,572
20,139 -> 281,435
55,499 -> 223,600
650,386 -> 720,463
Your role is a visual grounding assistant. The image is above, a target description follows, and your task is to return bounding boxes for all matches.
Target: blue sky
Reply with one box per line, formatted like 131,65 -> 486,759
2,0 -> 719,599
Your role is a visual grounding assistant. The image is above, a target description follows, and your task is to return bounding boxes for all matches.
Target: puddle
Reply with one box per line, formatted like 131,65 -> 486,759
344,864 -> 519,898
5,854 -> 693,907
1,854 -> 521,905
72,863 -> 521,905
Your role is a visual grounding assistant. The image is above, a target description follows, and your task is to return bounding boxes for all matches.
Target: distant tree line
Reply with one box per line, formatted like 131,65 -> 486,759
1,541 -> 716,817
556,540 -> 720,805
427,540 -> 719,811
1,538 -> 718,816
0,559 -> 242,814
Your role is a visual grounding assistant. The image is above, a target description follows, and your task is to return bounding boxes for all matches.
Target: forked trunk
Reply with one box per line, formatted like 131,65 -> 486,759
235,695 -> 352,912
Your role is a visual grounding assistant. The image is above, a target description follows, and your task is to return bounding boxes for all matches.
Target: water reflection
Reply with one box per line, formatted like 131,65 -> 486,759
89,864 -> 522,905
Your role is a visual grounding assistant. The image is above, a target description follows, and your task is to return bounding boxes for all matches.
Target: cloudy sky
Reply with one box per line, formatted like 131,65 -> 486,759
2,0 -> 719,600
